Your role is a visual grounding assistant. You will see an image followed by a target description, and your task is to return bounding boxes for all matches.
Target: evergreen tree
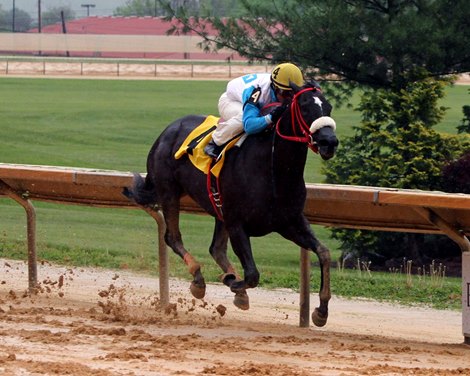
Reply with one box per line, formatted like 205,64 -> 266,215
162,0 -> 470,99
162,0 -> 470,264
324,75 -> 470,264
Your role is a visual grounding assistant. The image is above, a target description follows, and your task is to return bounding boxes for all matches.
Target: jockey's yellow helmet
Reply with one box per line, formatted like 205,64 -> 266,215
270,63 -> 304,91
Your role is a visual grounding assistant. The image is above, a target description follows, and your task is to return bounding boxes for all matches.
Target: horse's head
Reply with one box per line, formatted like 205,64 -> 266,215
275,81 -> 339,160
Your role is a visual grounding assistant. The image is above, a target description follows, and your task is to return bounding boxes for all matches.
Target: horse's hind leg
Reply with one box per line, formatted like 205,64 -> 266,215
209,219 -> 240,282
161,200 -> 206,299
209,220 -> 249,310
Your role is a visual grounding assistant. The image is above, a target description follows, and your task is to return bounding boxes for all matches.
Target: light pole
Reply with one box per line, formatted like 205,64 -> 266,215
12,0 -> 15,32
38,0 -> 41,33
81,4 -> 96,17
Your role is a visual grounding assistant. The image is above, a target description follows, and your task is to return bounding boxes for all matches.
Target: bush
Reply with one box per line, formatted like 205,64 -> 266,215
325,76 -> 469,266
442,151 -> 470,193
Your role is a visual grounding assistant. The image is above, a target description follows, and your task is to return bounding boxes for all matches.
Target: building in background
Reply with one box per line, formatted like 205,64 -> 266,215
23,16 -> 242,60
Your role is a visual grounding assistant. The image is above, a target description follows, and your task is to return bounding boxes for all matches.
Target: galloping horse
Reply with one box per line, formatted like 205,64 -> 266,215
124,82 -> 338,326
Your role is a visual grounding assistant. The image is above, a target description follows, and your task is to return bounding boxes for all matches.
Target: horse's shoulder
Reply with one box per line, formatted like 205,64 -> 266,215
223,130 -> 273,171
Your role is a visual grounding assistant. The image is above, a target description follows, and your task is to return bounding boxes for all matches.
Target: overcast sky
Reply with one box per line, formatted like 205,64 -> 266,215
1,0 -> 128,18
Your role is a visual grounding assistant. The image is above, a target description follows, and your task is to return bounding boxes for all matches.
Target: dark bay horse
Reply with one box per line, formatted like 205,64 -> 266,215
124,82 -> 338,326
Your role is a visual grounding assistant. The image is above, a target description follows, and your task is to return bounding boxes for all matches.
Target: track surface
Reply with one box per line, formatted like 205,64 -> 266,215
0,259 -> 469,375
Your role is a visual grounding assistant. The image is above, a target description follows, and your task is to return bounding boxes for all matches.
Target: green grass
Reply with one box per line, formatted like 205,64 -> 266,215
0,77 -> 467,310
0,78 -> 225,170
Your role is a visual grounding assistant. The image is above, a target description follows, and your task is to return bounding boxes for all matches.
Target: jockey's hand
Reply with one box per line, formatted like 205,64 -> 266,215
270,104 -> 287,124
244,87 -> 262,109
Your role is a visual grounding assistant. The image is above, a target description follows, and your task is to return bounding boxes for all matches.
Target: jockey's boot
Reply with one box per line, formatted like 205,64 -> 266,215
204,139 -> 223,159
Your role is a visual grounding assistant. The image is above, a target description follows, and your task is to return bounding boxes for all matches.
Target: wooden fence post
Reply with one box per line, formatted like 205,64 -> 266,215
463,251 -> 470,345
299,247 -> 310,327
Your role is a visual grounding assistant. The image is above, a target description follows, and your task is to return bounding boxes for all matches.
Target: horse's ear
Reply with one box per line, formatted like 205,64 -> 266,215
289,80 -> 302,93
306,80 -> 321,90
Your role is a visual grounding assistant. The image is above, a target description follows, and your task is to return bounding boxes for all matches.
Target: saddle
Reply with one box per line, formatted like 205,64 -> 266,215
174,115 -> 243,178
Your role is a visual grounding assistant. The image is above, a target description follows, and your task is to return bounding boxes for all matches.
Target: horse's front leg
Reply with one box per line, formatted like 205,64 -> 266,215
310,243 -> 331,327
278,216 -> 331,327
162,201 -> 206,299
225,225 -> 260,310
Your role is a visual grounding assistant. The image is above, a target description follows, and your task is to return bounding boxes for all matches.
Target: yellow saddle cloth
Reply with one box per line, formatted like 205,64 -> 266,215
174,115 -> 242,178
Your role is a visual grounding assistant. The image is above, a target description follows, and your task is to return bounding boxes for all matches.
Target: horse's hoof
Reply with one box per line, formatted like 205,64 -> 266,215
233,291 -> 249,310
229,280 -> 246,293
190,281 -> 206,299
311,308 -> 328,327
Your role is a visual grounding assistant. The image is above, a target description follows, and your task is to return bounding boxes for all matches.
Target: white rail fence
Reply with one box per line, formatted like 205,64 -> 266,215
0,60 -> 269,79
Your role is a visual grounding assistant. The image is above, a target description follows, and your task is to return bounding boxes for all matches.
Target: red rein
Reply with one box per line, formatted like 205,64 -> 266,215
275,87 -> 319,153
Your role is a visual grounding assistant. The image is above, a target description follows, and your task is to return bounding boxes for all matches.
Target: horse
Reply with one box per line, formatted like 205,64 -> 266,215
124,82 -> 339,327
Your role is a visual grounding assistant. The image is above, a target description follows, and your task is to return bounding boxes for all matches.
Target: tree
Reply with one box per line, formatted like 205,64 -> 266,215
457,102 -> 470,134
116,0 -> 243,17
324,76 -> 470,264
163,0 -> 470,265
0,7 -> 32,32
163,0 -> 469,100
442,105 -> 470,194
0,5 -> 7,32
115,0 -> 201,17
198,0 -> 246,17
115,0 -> 164,16
442,152 -> 470,194
42,6 -> 75,27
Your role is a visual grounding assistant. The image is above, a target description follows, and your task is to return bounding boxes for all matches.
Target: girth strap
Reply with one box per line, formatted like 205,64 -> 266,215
207,160 -> 224,221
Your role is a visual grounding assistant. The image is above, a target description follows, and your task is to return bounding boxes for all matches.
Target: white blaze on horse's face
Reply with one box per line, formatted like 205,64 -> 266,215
314,96 -> 323,108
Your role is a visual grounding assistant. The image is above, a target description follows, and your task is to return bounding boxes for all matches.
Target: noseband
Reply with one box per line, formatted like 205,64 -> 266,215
275,87 -> 321,153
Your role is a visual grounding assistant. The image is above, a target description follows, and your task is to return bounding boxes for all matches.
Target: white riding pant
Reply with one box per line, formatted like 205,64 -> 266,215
212,92 -> 244,146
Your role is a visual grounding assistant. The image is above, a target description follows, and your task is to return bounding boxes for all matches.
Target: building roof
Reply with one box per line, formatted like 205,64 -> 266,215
27,16 -> 242,60
30,16 -> 217,36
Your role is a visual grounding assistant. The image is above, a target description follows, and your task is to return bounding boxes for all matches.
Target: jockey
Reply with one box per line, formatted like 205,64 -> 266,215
204,62 -> 305,159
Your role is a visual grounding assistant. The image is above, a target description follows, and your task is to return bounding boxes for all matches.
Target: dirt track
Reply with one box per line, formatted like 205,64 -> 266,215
0,258 -> 469,375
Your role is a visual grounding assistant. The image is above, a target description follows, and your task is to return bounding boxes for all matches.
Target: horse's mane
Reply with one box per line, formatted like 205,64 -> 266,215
301,80 -> 322,91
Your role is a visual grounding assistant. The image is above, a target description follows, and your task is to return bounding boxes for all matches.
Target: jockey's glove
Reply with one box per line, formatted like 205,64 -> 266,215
270,104 -> 287,124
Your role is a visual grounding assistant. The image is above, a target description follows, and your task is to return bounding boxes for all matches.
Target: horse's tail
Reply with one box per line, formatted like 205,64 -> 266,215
123,172 -> 158,207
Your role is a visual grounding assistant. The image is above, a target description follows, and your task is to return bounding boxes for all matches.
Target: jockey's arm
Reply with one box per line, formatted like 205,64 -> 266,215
242,102 -> 272,134
241,86 -> 275,135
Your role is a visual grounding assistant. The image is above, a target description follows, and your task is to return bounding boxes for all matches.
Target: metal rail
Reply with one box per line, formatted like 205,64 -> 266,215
1,163 -> 469,343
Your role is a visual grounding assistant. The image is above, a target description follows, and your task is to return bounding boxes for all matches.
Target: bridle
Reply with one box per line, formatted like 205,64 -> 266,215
274,87 -> 321,153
